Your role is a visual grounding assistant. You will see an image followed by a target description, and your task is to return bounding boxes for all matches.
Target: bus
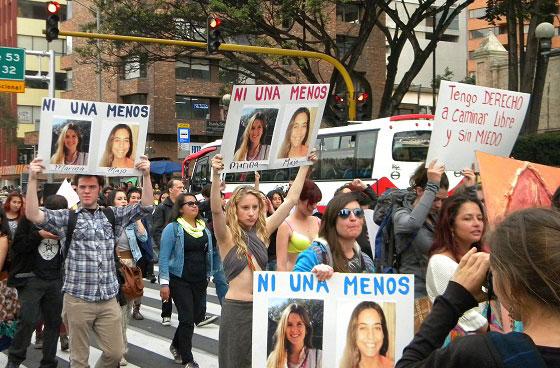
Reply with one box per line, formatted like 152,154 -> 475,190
182,114 -> 464,204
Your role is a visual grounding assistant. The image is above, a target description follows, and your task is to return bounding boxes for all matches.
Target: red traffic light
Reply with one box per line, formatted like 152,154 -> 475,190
357,92 -> 369,103
209,17 -> 222,29
47,1 -> 60,14
334,95 -> 345,104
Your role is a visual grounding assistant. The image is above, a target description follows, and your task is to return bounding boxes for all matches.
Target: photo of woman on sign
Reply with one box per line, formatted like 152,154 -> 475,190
99,123 -> 137,168
340,301 -> 395,368
233,111 -> 273,161
267,302 -> 322,368
277,107 -> 314,159
50,121 -> 90,165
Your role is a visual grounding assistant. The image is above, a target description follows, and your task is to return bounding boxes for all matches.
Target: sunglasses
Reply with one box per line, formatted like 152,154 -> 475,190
338,208 -> 365,219
183,201 -> 199,207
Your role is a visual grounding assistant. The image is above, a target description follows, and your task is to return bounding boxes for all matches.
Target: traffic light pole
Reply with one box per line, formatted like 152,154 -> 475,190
55,30 -> 357,120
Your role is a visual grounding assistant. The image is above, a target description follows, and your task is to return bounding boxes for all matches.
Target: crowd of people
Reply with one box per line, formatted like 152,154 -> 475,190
0,154 -> 559,368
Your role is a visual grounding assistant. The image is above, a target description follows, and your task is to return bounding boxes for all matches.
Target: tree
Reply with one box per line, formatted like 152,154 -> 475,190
76,0 -> 472,121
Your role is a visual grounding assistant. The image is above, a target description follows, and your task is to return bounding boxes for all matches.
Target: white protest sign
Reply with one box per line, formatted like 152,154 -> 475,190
220,84 -> 329,173
253,272 -> 414,368
56,178 -> 80,208
364,209 -> 379,258
426,81 -> 530,171
38,98 -> 150,176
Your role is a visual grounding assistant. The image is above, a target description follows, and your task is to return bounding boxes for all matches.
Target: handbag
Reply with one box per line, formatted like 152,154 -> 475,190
414,296 -> 433,333
118,260 -> 144,301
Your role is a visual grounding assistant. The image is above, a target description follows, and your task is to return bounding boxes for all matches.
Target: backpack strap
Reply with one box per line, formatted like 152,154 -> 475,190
488,332 -> 547,368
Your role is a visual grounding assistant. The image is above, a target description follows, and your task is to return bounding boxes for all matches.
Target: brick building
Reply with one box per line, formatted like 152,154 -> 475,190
59,1 -> 386,161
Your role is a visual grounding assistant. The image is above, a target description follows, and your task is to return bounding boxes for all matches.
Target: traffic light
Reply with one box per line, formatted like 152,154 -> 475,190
329,93 -> 348,125
356,92 -> 371,120
46,1 -> 60,42
207,16 -> 222,54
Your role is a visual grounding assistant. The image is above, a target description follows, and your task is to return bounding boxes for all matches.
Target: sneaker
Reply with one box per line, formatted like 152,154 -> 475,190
196,314 -> 218,327
162,317 -> 171,326
34,335 -> 43,349
169,344 -> 182,364
184,362 -> 199,368
60,335 -> 69,351
119,357 -> 128,366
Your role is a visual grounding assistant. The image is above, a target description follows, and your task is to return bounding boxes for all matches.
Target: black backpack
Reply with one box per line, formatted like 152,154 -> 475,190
373,188 -> 417,273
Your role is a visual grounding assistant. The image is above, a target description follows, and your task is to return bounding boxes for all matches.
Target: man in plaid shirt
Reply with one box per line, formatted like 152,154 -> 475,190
25,156 -> 154,368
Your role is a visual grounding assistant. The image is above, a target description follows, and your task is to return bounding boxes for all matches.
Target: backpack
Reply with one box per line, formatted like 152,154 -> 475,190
373,188 -> 417,273
310,239 -> 373,273
488,332 -> 547,368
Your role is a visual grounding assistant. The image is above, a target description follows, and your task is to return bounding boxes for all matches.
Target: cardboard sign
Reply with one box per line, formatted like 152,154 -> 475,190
220,84 -> 329,173
253,272 -> 414,368
38,98 -> 149,176
477,151 -> 560,225
56,178 -> 80,208
426,81 -> 530,171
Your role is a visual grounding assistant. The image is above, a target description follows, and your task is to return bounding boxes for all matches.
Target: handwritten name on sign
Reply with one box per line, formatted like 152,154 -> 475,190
426,81 -> 530,171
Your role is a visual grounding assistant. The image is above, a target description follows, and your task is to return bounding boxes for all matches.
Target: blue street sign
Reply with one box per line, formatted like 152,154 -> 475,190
178,127 -> 190,143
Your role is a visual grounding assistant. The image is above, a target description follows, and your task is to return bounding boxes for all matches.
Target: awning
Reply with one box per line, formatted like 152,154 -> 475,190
150,160 -> 182,175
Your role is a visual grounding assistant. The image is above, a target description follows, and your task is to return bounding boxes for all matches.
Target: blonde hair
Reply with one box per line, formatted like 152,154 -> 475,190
233,113 -> 267,161
267,303 -> 313,368
225,185 -> 268,256
51,123 -> 83,164
278,107 -> 311,159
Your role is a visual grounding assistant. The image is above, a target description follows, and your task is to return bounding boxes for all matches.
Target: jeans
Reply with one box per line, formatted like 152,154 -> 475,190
9,277 -> 63,368
169,276 -> 207,364
211,246 -> 228,305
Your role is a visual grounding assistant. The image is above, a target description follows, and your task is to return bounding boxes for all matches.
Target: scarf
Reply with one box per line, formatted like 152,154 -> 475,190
177,217 -> 206,238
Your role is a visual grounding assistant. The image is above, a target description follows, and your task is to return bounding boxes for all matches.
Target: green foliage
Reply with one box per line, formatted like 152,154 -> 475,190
431,67 -> 454,89
511,131 -> 560,166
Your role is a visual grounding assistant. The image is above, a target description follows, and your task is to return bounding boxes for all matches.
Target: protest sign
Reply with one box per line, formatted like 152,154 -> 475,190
426,81 -> 530,171
56,178 -> 80,208
38,98 -> 149,176
477,151 -> 560,225
253,272 -> 414,368
220,84 -> 329,173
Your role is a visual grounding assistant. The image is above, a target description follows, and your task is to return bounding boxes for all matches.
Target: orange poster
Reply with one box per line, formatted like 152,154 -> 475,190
476,151 -> 560,225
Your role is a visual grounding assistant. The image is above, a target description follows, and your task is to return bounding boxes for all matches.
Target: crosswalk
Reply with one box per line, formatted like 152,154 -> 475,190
0,275 -> 221,368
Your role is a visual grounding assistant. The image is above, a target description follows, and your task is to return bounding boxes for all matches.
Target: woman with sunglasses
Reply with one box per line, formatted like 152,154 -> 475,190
276,180 -> 322,272
159,193 -> 214,368
294,193 -> 375,279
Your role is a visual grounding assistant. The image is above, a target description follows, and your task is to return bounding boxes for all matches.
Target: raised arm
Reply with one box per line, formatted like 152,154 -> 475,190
210,155 -> 233,251
0,235 -> 7,271
266,151 -> 317,235
25,158 -> 46,224
136,155 -> 154,206
254,171 -> 260,191
275,222 -> 291,271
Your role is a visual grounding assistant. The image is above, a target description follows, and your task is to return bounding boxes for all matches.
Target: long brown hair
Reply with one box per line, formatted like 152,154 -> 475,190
3,192 -> 24,220
319,192 -> 362,272
430,194 -> 487,262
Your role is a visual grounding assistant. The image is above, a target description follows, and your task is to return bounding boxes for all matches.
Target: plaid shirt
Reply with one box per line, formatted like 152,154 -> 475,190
38,203 -> 153,302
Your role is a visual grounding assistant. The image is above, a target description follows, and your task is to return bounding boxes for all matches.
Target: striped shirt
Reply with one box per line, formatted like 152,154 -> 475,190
38,204 -> 153,302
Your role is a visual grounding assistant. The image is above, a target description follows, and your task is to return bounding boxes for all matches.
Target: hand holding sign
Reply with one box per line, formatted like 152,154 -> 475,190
312,264 -> 334,281
427,159 -> 445,184
212,154 -> 225,176
461,167 -> 477,187
135,155 -> 151,176
28,158 -> 46,180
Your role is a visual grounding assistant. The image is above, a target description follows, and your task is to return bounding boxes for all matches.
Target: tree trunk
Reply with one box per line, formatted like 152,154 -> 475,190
506,0 -> 519,91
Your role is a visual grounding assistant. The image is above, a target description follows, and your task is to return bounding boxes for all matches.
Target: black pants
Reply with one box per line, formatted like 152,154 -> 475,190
161,297 -> 173,318
169,275 -> 207,364
9,277 -> 63,368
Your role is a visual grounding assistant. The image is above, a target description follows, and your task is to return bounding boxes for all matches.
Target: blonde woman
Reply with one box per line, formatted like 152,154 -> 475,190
50,123 -> 89,165
233,112 -> 270,161
278,107 -> 311,159
211,151 -> 317,368
340,302 -> 393,368
267,303 -> 322,368
100,124 -> 135,168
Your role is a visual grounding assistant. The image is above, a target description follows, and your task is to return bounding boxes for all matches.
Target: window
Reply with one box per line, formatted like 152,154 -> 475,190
176,96 -> 210,120
18,0 -> 67,21
392,131 -> 431,162
174,18 -> 206,41
121,57 -> 147,79
24,71 -> 67,90
336,35 -> 358,58
122,94 -> 147,105
66,70 -> 73,91
219,63 -> 255,84
17,35 -> 65,54
426,8 -> 458,30
426,32 -> 459,42
176,58 -> 210,80
336,3 -> 362,23
469,29 -> 488,39
191,156 -> 210,193
469,8 -> 486,19
17,105 -> 41,125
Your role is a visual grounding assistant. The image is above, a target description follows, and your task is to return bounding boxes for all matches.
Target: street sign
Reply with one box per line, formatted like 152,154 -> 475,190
0,47 -> 25,81
0,79 -> 25,93
177,123 -> 190,128
178,127 -> 191,143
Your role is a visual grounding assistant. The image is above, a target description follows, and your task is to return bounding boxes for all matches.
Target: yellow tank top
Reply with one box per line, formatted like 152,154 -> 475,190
285,220 -> 314,253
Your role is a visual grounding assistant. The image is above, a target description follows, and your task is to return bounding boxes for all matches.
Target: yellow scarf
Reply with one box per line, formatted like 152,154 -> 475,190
177,218 -> 206,238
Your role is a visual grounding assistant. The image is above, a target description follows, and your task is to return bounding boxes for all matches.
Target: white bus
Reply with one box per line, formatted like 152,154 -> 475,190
182,114 -> 463,204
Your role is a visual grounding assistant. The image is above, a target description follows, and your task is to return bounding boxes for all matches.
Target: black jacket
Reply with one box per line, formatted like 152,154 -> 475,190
7,218 -> 42,288
152,197 -> 174,247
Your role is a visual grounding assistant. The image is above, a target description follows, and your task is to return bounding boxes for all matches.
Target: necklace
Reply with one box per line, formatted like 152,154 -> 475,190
65,151 -> 78,164
247,144 -> 261,160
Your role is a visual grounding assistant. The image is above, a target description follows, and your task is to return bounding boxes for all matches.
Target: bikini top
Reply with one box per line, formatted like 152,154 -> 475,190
285,219 -> 316,254
223,228 -> 268,282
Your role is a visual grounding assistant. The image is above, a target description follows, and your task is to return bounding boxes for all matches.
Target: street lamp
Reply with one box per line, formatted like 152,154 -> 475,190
525,22 -> 555,134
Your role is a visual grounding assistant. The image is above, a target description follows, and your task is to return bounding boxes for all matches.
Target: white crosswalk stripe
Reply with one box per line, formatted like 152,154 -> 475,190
0,279 -> 221,368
